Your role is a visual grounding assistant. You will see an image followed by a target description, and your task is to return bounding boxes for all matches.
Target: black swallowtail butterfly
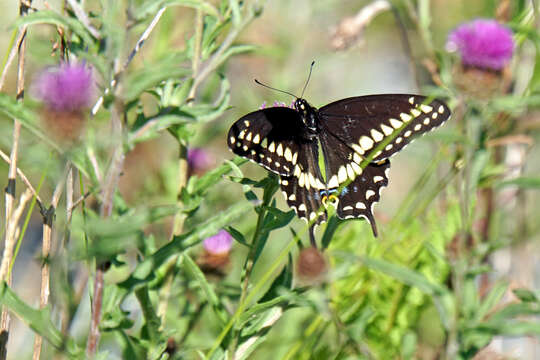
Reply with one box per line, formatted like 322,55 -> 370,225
227,90 -> 450,241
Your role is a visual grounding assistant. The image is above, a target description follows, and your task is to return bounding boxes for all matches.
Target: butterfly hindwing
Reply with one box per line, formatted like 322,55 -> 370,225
279,175 -> 327,226
279,140 -> 327,224
319,95 -> 451,161
319,130 -> 365,189
335,159 -> 391,237
227,107 -> 305,176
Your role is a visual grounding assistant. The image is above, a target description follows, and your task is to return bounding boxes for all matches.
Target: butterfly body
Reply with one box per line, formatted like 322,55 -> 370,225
227,95 -> 451,238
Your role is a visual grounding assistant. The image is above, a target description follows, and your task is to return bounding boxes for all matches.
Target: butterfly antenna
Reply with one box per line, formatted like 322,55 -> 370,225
254,79 -> 298,99
300,61 -> 315,99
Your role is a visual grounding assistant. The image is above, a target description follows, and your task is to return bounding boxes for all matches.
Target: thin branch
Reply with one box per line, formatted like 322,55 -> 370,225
86,266 -> 105,355
32,164 -> 68,360
0,190 -> 33,281
191,4 -> 261,96
0,28 -> 27,92
65,0 -> 100,39
86,147 -> 102,183
68,191 -> 91,214
0,149 -> 44,209
87,101 -> 125,356
330,0 -> 391,50
91,7 -> 167,116
159,8 -> 204,326
1,2 -> 30,356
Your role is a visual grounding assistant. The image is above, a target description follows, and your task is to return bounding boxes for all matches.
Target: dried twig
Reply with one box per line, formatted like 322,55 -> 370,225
68,191 -> 91,214
0,28 -> 27,91
87,103 -> 125,356
486,134 -> 534,148
0,190 -> 32,357
91,7 -> 167,116
65,0 -> 100,39
330,0 -> 391,51
0,190 -> 33,281
1,2 -> 31,357
32,165 -> 68,360
0,149 -> 43,209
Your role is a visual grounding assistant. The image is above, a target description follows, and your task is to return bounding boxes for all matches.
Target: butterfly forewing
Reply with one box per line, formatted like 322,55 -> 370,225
335,160 -> 391,237
319,95 -> 451,161
227,107 -> 305,176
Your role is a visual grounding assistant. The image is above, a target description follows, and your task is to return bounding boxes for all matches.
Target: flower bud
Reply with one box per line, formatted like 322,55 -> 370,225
296,247 -> 327,283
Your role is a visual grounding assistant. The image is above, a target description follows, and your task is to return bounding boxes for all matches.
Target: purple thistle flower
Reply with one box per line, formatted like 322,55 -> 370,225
187,148 -> 214,172
446,19 -> 514,71
203,230 -> 233,255
33,63 -> 94,112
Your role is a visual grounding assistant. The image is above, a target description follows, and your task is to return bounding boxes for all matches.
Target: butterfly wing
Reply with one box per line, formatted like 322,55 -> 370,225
335,160 -> 391,237
318,129 -> 391,236
279,140 -> 327,225
227,107 -> 307,176
279,175 -> 327,226
319,94 -> 451,161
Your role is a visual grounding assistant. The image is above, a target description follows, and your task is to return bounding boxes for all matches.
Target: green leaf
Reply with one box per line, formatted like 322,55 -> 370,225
119,201 -> 252,291
229,0 -> 242,27
191,157 -> 247,196
183,254 -> 228,323
0,94 -> 60,151
466,320 -> 540,337
497,176 -> 540,189
360,257 -> 448,296
474,281 -> 508,322
178,75 -> 231,122
489,302 -> 540,321
128,110 -> 195,146
134,286 -> 161,342
14,10 -> 95,47
235,307 -> 283,360
237,296 -> 288,329
135,0 -> 220,20
262,208 -> 295,232
260,254 -> 293,303
0,282 -> 80,355
218,44 -> 258,68
74,206 -> 178,260
321,215 -> 341,249
527,42 -> 540,93
468,150 -> 489,195
491,94 -> 540,113
226,226 -> 250,247
513,288 -> 539,303
123,65 -> 192,103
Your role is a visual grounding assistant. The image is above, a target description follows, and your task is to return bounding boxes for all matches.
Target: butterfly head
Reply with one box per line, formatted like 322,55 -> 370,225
294,98 -> 318,132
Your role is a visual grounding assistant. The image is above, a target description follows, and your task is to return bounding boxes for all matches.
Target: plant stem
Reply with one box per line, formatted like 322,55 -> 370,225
91,7 -> 167,116
0,149 -> 44,209
1,2 -> 30,357
87,266 -> 105,356
159,8 -> 204,327
32,165 -> 69,359
208,227 -> 302,358
230,203 -> 267,357
87,103 -> 125,356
